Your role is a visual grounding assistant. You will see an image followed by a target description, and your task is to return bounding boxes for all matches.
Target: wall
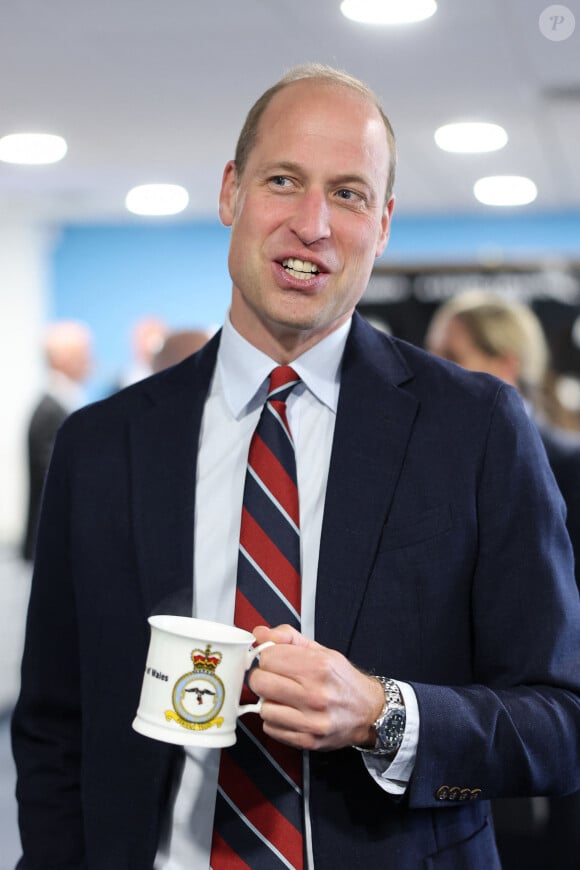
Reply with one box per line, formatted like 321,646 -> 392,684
51,221 -> 232,398
0,223 -> 53,543
386,210 -> 580,265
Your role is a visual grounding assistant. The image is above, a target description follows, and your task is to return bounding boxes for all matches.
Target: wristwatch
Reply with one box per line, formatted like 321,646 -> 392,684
353,676 -> 406,758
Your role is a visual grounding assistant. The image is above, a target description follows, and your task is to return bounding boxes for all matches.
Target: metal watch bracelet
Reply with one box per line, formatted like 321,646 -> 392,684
352,676 -> 406,758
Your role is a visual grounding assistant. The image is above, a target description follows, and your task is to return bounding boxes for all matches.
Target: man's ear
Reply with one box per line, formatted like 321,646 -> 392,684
218,161 -> 238,227
375,195 -> 395,258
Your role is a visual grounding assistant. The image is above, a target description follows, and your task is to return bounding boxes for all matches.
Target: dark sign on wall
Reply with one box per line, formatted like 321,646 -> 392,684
357,263 -> 580,375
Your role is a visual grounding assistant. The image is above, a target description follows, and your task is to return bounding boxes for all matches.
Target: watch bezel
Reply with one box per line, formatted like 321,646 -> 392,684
375,705 -> 406,755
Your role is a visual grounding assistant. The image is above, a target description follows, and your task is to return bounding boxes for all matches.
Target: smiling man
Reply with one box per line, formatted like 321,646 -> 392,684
220,74 -> 395,362
12,64 -> 580,870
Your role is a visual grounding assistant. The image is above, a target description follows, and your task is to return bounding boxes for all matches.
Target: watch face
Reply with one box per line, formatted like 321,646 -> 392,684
377,708 -> 406,753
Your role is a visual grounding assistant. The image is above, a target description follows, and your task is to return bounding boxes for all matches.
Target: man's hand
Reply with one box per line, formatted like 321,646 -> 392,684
249,624 -> 384,751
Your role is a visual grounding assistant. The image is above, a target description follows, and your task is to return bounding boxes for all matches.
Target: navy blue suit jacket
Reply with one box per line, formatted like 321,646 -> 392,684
12,314 -> 580,869
538,420 -> 580,591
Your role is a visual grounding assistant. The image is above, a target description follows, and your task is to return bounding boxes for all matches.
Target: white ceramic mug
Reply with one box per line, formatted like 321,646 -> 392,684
132,615 -> 273,747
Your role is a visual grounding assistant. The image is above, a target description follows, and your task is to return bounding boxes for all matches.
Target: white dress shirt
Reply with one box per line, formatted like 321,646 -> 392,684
155,315 -> 418,869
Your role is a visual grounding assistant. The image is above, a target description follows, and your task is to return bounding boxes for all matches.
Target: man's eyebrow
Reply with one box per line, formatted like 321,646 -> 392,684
331,173 -> 373,191
258,161 -> 303,176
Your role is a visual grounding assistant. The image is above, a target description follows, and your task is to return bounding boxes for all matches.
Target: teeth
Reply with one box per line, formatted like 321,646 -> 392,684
282,257 -> 319,279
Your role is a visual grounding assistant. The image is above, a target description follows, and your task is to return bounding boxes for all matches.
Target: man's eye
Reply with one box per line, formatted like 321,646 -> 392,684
337,189 -> 363,202
270,176 -> 291,187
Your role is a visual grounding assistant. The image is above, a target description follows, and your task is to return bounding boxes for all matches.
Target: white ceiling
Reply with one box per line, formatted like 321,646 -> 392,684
1,0 -> 579,224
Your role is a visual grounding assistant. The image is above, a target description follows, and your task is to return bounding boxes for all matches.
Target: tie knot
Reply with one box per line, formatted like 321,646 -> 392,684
267,366 -> 300,402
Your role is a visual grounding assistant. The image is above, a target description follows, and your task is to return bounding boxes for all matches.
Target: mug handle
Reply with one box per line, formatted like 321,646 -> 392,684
238,641 -> 275,716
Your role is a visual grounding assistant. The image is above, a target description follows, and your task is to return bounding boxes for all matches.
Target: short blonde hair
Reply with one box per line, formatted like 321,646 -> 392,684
428,290 -> 549,393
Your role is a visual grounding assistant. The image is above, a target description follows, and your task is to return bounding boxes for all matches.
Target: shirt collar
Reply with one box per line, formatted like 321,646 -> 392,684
218,314 -> 351,419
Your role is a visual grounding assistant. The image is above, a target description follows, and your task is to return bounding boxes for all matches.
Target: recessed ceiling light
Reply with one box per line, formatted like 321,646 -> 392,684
474,175 -> 538,207
0,133 -> 67,165
340,0 -> 437,25
125,183 -> 189,216
435,122 -> 508,154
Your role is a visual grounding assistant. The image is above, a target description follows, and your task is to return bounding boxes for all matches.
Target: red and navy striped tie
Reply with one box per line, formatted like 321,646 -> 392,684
211,365 -> 304,870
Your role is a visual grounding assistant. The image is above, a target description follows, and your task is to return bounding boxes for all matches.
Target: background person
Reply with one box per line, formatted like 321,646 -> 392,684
425,289 -> 580,590
151,328 -> 213,373
12,65 -> 580,870
21,320 -> 92,562
116,315 -> 168,389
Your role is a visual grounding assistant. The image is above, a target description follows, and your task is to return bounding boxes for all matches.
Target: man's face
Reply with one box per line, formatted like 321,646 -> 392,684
219,79 -> 394,359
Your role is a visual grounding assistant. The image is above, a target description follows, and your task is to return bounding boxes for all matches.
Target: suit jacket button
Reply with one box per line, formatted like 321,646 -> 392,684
435,785 -> 449,801
459,788 -> 471,801
469,788 -> 482,800
449,787 -> 461,801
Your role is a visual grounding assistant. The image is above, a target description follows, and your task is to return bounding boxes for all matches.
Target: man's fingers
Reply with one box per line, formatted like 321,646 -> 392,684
253,623 -> 320,648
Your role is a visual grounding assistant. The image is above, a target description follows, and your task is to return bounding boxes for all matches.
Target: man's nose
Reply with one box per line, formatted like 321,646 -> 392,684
288,188 -> 331,246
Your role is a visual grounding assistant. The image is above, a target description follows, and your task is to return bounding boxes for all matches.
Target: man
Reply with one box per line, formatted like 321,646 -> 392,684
21,320 -> 92,561
110,316 -> 168,393
151,328 -> 213,373
12,65 -> 580,870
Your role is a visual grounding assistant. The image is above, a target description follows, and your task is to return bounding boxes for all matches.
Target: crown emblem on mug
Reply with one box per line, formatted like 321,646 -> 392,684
166,643 -> 226,732
191,644 -> 222,673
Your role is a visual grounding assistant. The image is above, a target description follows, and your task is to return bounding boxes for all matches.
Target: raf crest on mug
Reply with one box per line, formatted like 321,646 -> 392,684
167,643 -> 226,732
132,615 -> 273,747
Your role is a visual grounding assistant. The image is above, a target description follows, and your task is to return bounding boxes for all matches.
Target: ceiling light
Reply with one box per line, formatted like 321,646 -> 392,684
125,183 -> 189,216
0,133 -> 67,165
474,175 -> 538,207
340,0 -> 437,24
434,122 -> 508,154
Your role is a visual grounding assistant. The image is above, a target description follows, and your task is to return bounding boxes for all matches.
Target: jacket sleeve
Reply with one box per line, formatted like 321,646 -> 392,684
407,385 -> 580,808
12,421 -> 87,869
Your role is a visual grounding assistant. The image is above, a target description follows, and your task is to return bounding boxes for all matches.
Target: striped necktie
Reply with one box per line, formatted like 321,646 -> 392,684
211,365 -> 304,870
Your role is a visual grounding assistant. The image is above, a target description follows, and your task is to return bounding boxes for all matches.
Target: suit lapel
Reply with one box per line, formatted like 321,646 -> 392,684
315,316 -> 419,653
130,336 -> 219,617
